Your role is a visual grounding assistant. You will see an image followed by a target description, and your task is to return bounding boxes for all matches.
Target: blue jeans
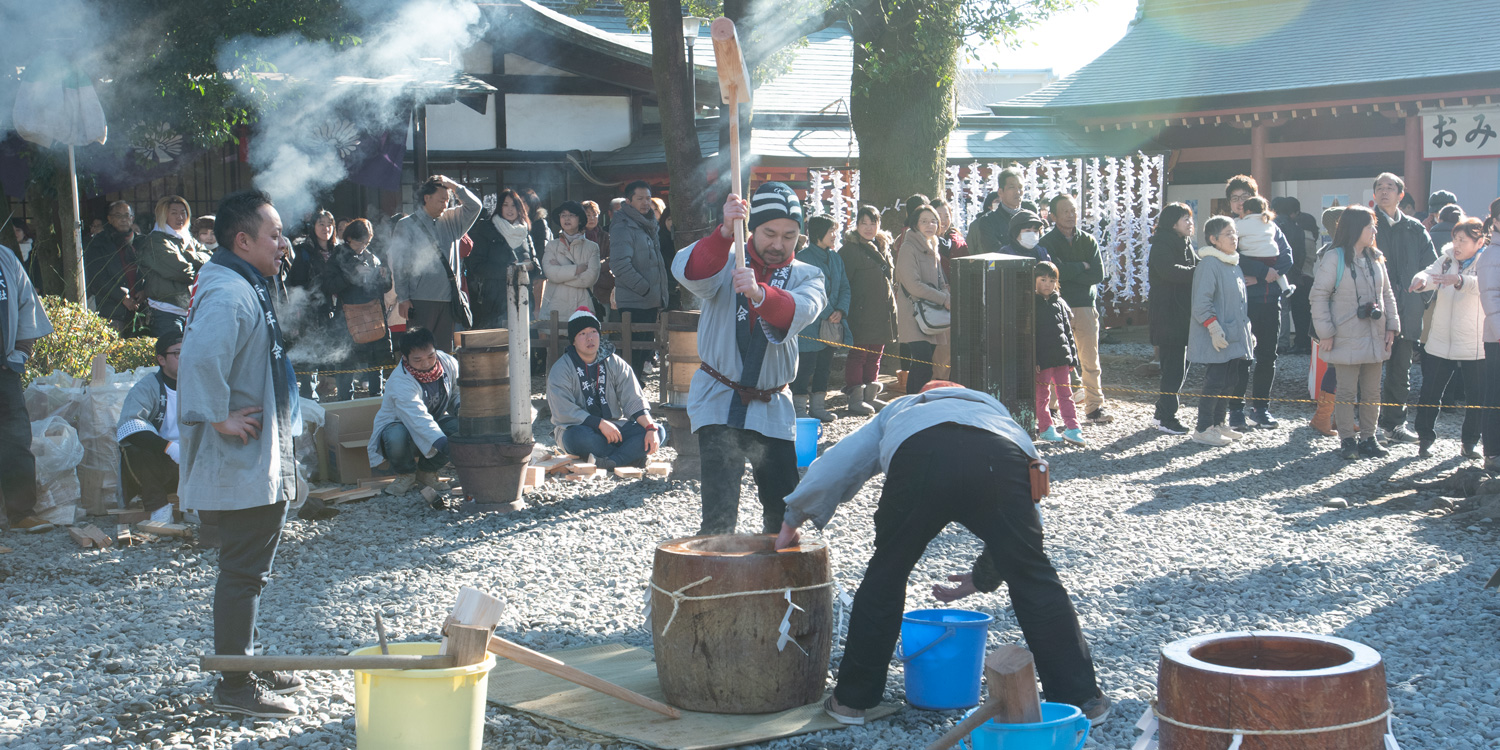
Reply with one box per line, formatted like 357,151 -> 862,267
560,420 -> 668,467
379,415 -> 459,473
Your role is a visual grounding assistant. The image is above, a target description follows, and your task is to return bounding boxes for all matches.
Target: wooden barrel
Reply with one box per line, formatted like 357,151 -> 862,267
650,534 -> 833,714
1157,631 -> 1388,749
663,311 -> 700,407
458,378 -> 510,417
457,345 -> 509,383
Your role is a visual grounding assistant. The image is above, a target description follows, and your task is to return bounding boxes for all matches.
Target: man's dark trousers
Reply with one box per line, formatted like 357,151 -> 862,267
697,423 -> 798,535
1,369 -> 39,525
1229,302 -> 1280,412
121,432 -> 179,513
1380,337 -> 1416,431
833,424 -> 1099,710
214,501 -> 289,688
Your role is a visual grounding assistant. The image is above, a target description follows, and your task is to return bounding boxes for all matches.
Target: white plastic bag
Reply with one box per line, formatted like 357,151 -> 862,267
31,416 -> 84,526
24,370 -> 85,424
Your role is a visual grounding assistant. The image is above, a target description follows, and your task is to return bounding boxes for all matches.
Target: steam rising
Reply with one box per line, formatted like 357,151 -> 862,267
218,0 -> 482,222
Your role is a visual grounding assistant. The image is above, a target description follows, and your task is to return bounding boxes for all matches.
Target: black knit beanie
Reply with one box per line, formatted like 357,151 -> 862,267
748,182 -> 803,234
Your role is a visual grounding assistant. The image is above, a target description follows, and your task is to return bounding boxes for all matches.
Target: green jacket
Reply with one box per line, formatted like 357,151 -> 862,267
1039,226 -> 1104,308
138,230 -> 211,311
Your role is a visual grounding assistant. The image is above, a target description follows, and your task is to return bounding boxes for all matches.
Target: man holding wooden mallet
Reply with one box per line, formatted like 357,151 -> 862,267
672,185 -> 826,534
179,190 -> 304,718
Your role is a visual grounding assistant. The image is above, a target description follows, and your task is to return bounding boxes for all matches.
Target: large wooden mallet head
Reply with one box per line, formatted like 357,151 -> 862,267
710,17 -> 751,105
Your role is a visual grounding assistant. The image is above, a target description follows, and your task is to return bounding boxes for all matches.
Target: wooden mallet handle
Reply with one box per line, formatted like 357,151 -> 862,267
487,635 -> 682,719
711,17 -> 751,270
925,646 -> 1041,750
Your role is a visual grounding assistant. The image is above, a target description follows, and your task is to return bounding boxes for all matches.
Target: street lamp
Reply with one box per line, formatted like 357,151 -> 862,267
682,16 -> 707,116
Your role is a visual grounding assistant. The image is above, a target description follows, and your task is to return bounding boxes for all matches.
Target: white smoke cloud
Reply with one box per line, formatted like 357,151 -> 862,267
218,0 -> 483,223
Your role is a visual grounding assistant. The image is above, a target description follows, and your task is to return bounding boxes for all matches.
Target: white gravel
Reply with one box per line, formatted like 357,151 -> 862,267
2,341 -> 1498,749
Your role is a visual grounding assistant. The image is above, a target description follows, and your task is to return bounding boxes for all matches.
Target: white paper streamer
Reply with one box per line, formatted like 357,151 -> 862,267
808,168 -> 826,218
776,588 -> 808,655
830,168 -> 848,233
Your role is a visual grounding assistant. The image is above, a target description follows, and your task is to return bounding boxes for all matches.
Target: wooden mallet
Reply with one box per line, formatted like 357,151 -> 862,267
198,625 -> 493,673
925,645 -> 1043,750
710,16 -> 752,270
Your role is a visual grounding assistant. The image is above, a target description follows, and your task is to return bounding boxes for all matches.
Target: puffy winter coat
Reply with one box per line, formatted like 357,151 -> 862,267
1187,247 -> 1254,364
1481,238 -> 1500,344
609,205 -> 669,310
842,230 -> 898,343
1411,244 -> 1486,360
894,232 -> 949,345
539,234 -> 601,322
1147,231 -> 1197,348
1309,246 -> 1401,366
1034,292 -> 1079,370
138,230 -> 211,311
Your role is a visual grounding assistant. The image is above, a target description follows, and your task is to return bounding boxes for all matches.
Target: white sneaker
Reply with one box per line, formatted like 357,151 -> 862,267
1213,424 -> 1245,441
1190,428 -> 1231,447
149,504 -> 175,524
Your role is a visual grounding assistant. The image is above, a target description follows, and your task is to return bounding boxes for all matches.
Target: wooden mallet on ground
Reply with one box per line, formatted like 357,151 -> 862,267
199,626 -> 492,673
444,588 -> 682,719
925,645 -> 1042,750
710,16 -> 752,270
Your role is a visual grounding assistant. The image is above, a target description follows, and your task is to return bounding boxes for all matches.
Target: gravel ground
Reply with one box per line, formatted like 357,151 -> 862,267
2,337 -> 1498,749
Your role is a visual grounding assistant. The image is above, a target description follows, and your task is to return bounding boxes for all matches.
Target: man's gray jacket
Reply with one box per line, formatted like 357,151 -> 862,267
391,185 -> 482,303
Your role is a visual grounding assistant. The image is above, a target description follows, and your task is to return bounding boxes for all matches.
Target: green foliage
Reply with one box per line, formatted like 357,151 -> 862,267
23,297 -> 155,386
96,0 -> 362,149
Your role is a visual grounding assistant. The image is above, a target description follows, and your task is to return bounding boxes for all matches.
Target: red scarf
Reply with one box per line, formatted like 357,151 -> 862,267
407,357 -> 445,384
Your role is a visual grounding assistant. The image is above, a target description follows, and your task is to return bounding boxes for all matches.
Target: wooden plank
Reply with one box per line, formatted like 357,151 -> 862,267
81,525 -> 114,548
89,352 -> 109,386
523,466 -> 545,487
311,486 -> 379,503
646,463 -> 672,477
105,508 -> 152,524
569,463 -> 598,474
613,467 -> 644,480
358,476 -> 397,489
68,527 -> 94,548
456,328 -> 509,349
137,522 -> 191,538
0,546 -> 12,554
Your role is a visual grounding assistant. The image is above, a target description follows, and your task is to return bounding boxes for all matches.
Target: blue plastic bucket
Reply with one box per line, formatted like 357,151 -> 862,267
962,702 -> 1090,750
795,418 -> 822,467
898,608 -> 993,710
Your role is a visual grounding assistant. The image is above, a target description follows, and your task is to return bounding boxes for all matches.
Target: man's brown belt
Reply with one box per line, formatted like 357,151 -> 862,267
698,361 -> 787,405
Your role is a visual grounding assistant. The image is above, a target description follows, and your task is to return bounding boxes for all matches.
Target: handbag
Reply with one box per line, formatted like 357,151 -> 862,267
818,315 -> 843,344
436,245 -> 473,328
344,299 -> 388,344
903,260 -> 951,335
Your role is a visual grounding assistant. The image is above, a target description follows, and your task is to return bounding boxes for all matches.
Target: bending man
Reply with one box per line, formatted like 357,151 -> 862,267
775,382 -> 1109,727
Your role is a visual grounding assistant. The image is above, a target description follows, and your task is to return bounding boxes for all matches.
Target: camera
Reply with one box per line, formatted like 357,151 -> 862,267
1357,301 -> 1382,320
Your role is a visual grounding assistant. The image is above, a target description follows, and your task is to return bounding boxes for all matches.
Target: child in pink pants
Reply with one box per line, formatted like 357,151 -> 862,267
1033,262 -> 1085,446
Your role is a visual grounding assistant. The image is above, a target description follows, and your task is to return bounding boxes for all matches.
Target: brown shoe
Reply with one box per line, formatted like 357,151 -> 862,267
823,695 -> 866,726
1310,391 -> 1336,436
11,516 -> 56,534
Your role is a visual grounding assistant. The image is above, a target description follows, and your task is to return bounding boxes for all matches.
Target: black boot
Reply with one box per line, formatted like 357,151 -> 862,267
1339,438 -> 1359,460
1359,438 -> 1389,459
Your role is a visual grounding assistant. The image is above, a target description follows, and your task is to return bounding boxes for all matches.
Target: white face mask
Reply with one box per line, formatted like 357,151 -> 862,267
1018,231 -> 1040,249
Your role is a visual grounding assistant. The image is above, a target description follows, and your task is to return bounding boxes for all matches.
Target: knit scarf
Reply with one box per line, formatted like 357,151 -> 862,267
495,216 -> 531,250
407,356 -> 446,384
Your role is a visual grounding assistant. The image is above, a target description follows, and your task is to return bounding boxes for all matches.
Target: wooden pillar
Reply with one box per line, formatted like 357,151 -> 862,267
1250,123 -> 1270,194
1404,115 -> 1427,212
414,103 -> 429,182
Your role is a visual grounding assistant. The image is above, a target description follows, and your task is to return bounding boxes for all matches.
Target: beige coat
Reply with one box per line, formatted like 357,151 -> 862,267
1412,243 -> 1486,361
894,231 -> 949,345
539,234 -> 601,322
1309,246 -> 1401,366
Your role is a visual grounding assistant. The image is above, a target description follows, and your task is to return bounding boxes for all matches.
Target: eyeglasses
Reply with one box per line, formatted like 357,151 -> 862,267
1228,194 -> 1251,203
163,351 -> 181,358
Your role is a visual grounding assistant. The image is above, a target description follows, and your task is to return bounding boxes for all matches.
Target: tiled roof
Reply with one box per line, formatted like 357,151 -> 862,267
595,116 -> 1153,168
992,0 -> 1500,115
526,1 -> 852,115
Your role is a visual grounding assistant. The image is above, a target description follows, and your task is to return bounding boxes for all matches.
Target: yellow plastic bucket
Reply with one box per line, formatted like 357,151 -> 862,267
352,641 -> 496,750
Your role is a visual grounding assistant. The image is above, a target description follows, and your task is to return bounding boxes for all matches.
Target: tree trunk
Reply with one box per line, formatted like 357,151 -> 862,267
649,0 -> 715,256
849,0 -> 960,210
25,159 -> 65,298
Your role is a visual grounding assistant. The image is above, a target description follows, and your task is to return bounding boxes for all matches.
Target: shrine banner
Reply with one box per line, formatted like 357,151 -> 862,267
1423,108 -> 1500,160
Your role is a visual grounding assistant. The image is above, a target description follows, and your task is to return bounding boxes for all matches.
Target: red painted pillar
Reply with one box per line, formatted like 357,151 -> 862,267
1250,123 -> 1270,194
1404,115 -> 1427,212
